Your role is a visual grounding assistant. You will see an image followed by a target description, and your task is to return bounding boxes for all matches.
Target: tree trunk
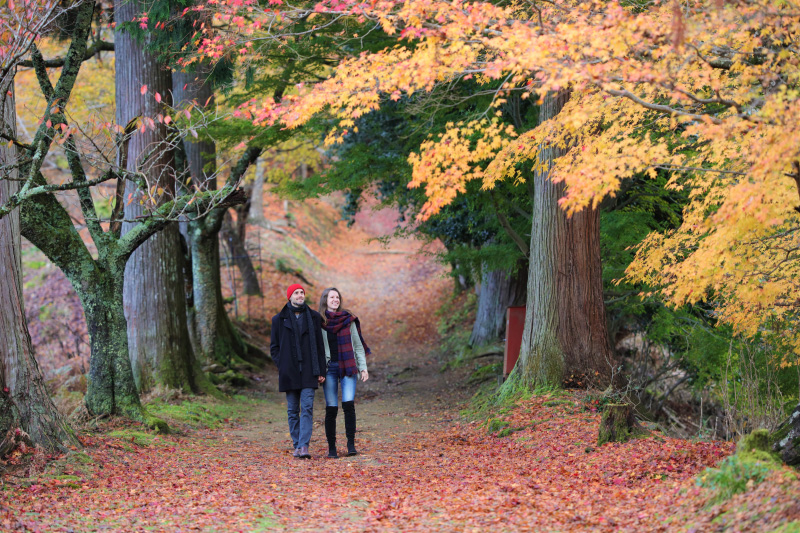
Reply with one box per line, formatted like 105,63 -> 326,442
514,91 -> 569,388
0,77 -> 75,452
248,157 -> 266,225
173,70 -> 250,369
469,263 -> 527,347
117,0 -> 199,393
558,207 -> 612,387
511,91 -> 613,390
220,211 -> 262,296
81,268 -> 142,417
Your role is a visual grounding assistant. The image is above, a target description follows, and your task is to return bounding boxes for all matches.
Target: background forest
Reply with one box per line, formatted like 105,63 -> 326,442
2,0 -> 800,530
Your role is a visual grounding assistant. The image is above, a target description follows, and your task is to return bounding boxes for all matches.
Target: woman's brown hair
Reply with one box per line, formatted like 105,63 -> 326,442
319,287 -> 352,325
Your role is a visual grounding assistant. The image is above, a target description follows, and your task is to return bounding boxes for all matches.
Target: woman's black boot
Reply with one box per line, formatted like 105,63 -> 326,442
325,406 -> 338,458
342,401 -> 357,456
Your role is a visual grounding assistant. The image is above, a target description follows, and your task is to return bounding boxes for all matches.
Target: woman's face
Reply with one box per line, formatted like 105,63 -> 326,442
326,290 -> 340,311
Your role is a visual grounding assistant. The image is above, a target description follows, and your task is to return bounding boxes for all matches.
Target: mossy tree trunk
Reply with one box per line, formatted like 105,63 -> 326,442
469,263 -> 527,347
507,90 -> 613,391
0,76 -> 76,453
173,69 -> 251,369
81,267 -> 142,417
117,0 -> 203,394
18,178 -> 152,420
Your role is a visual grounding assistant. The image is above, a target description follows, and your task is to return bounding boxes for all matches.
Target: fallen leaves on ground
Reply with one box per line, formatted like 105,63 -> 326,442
2,391 -> 798,532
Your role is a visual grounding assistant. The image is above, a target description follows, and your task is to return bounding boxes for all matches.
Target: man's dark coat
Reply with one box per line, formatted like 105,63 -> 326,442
270,304 -> 327,392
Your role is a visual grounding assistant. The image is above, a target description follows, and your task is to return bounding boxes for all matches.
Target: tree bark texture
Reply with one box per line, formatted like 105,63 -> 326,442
0,78 -> 75,452
513,90 -> 613,389
221,211 -> 262,296
81,268 -> 144,417
469,263 -> 527,347
557,207 -> 613,387
516,91 -> 570,388
117,0 -> 198,394
173,70 -> 249,370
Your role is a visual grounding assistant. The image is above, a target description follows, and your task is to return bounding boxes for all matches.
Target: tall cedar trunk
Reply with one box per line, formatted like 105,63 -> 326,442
220,211 -> 261,296
469,263 -> 527,346
513,91 -> 612,388
0,77 -> 75,452
557,207 -> 612,386
117,0 -> 198,393
173,69 -> 248,368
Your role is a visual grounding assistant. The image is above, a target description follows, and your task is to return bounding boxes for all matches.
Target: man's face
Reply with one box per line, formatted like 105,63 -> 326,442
290,289 -> 305,306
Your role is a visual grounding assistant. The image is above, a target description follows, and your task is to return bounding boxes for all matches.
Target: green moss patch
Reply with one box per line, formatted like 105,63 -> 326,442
696,449 -> 785,504
145,397 -> 264,429
108,429 -> 167,447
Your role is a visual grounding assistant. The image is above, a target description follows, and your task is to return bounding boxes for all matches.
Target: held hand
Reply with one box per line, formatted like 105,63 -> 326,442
360,369 -> 369,382
318,375 -> 325,384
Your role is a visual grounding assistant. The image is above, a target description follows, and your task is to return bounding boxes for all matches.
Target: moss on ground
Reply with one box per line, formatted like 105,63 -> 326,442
696,446 -> 789,504
107,429 -> 168,447
145,396 -> 264,430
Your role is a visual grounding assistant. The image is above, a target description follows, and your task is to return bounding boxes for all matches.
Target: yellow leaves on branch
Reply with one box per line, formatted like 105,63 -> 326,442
201,0 -> 800,355
408,118 -> 516,220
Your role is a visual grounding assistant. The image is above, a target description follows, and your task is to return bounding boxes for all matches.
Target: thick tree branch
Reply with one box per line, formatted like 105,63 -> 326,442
605,89 -> 722,124
0,170 -> 119,220
19,40 -> 115,69
14,1 -> 94,214
30,45 -> 54,102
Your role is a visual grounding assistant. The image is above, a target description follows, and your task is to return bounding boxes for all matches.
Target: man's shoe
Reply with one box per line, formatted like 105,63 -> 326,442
297,446 -> 311,459
292,448 -> 300,457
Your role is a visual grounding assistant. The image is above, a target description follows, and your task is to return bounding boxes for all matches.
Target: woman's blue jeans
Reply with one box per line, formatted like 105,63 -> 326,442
285,388 -> 315,449
324,361 -> 357,407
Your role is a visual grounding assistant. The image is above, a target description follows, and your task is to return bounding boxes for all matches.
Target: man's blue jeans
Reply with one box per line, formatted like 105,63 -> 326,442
286,388 -> 315,449
323,361 -> 357,407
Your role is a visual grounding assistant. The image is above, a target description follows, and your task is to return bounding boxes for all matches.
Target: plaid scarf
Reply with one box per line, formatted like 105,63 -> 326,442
323,310 -> 371,378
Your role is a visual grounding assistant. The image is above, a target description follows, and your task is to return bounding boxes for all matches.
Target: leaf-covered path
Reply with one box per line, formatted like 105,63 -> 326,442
4,204 -> 800,532
7,357 -> 798,532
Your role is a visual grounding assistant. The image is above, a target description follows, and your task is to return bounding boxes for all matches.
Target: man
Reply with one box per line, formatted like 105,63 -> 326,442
270,284 -> 326,459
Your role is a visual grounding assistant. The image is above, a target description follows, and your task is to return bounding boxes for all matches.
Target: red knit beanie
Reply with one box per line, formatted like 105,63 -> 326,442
286,283 -> 305,300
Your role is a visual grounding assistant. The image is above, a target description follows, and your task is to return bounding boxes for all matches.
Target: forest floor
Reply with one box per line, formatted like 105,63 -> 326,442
3,196 -> 800,532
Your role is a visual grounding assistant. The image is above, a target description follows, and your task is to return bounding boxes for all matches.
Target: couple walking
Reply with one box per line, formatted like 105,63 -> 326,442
270,283 -> 371,459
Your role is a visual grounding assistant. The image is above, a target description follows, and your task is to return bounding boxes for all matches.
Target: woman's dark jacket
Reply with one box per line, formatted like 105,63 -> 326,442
270,304 -> 327,392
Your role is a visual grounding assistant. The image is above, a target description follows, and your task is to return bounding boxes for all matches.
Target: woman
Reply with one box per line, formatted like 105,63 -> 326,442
319,287 -> 371,458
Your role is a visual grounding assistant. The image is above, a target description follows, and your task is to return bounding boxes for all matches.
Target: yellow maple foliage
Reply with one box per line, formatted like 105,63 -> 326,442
193,0 -> 800,358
